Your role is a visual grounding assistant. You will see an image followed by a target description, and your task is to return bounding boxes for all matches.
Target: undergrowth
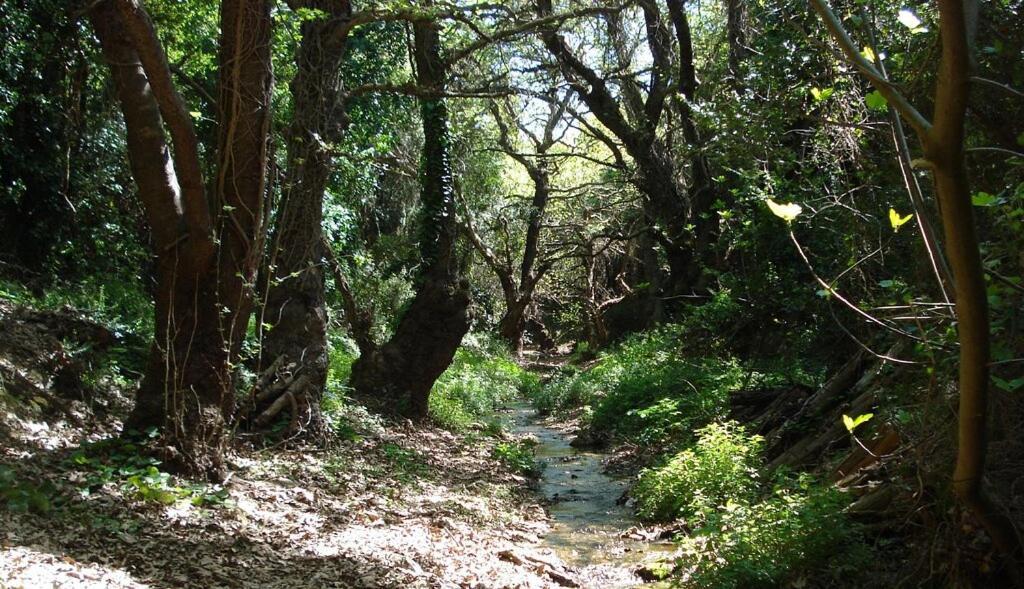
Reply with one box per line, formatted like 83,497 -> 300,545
633,422 -> 867,587
491,440 -> 543,477
533,294 -> 819,448
320,331 -> 538,435
633,421 -> 762,522
0,276 -> 152,336
532,295 -> 870,587
428,333 -> 539,431
66,434 -> 229,507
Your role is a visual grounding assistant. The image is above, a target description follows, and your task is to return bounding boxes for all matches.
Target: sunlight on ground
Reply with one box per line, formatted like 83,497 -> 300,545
0,545 -> 147,588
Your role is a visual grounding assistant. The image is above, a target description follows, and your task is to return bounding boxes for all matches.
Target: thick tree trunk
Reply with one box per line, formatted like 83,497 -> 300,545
258,1 -> 352,437
498,297 -> 529,352
348,12 -> 470,418
93,0 -> 272,480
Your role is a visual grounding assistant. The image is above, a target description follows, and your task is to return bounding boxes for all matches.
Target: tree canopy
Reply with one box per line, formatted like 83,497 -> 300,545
1,0 -> 1023,586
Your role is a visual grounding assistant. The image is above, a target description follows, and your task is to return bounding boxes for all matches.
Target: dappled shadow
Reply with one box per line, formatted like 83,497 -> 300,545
0,420 -> 561,589
1,444 -> 364,588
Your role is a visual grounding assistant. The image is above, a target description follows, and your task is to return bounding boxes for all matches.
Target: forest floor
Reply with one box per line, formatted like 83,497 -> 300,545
0,302 -> 664,588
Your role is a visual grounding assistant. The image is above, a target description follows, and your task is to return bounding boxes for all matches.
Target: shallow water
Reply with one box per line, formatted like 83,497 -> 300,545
504,402 -> 674,570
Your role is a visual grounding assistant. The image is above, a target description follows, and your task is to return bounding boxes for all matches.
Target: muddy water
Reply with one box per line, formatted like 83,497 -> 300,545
505,402 -> 674,573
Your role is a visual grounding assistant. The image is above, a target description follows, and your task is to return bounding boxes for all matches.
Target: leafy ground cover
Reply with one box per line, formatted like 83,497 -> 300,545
533,319 -> 873,588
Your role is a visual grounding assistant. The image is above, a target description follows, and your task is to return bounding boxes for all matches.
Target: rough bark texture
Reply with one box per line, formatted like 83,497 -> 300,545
348,12 -> 471,418
257,0 -> 353,437
92,0 -> 272,480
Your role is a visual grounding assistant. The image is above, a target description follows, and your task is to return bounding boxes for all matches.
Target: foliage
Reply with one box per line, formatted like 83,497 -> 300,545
0,465 -> 54,514
676,476 -> 866,588
633,422 -> 763,522
491,440 -> 543,478
0,277 -> 152,338
66,435 -> 229,507
632,421 -> 867,587
321,333 -> 388,440
429,333 -> 539,431
533,324 -> 742,446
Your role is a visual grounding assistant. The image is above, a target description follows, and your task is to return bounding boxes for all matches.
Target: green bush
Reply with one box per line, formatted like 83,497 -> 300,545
429,333 -> 539,431
634,421 -> 763,522
491,440 -> 543,477
676,475 -> 865,588
630,420 -> 868,587
533,325 -> 740,445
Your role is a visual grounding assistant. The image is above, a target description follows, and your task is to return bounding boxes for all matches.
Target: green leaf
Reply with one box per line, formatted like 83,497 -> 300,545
971,192 -> 999,207
810,87 -> 834,103
994,377 -> 1024,393
865,90 -> 888,111
842,413 -> 873,433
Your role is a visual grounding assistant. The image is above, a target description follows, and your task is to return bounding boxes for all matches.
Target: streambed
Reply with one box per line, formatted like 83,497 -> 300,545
504,402 -> 675,580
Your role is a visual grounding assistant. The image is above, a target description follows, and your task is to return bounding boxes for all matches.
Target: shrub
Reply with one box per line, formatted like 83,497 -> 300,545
631,420 -> 868,587
633,421 -> 763,522
429,333 -> 539,431
676,475 -> 865,588
491,440 -> 543,477
321,334 -> 365,438
534,325 -> 740,445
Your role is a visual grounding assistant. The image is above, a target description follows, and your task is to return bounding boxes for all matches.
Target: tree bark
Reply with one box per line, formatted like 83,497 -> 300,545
258,1 -> 352,438
91,0 -> 272,480
348,10 -> 471,418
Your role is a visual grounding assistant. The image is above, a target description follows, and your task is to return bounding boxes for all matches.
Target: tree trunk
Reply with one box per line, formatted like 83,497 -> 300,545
92,0 -> 272,480
348,11 -> 470,418
257,1 -> 352,437
499,297 -> 529,352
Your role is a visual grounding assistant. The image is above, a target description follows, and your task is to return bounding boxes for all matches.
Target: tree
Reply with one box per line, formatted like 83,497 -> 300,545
0,0 -> 87,274
89,0 -> 273,479
810,0 -> 1023,569
461,91 -> 570,351
253,0 -> 355,438
535,0 -> 722,299
348,7 -> 471,417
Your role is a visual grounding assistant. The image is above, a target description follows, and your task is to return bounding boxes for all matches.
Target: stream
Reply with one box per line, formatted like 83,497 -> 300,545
504,401 -> 675,584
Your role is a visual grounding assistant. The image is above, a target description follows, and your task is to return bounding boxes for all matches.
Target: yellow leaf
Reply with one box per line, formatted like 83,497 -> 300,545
861,46 -> 876,62
843,413 -> 874,433
766,199 -> 802,222
889,208 -> 913,231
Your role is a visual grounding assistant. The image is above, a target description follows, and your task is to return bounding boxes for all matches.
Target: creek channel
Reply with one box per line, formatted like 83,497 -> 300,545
503,401 -> 675,576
